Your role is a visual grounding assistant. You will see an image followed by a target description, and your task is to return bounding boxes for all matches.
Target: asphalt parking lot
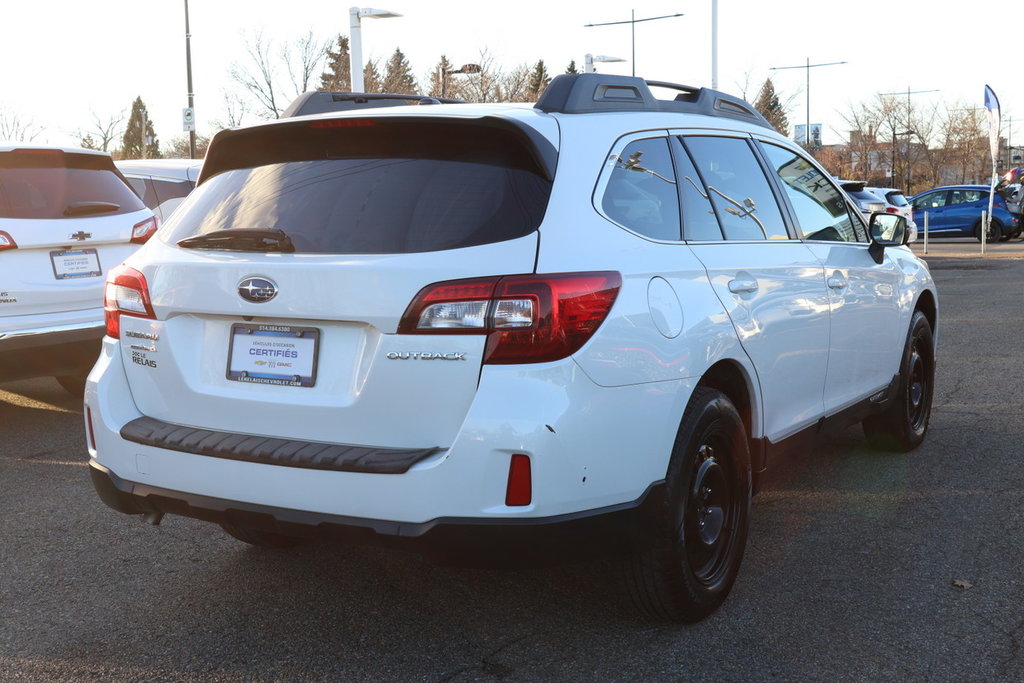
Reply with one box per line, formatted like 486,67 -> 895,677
2,238 -> 1023,681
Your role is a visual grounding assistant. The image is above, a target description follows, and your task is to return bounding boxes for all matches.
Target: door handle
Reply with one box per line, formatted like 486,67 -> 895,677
728,279 -> 759,294
827,275 -> 847,290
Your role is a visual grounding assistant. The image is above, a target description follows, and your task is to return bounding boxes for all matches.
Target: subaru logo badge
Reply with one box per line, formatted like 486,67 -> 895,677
238,277 -> 278,303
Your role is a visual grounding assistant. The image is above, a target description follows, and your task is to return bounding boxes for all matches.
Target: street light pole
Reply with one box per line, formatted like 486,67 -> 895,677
880,87 -> 938,191
184,0 -> 195,159
584,11 -> 684,78
769,58 -> 846,148
584,53 -> 626,73
349,7 -> 402,93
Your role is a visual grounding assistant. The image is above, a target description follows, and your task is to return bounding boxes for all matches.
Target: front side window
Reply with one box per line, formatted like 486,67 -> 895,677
760,143 -> 863,242
915,191 -> 947,209
600,137 -> 681,241
683,136 -> 789,240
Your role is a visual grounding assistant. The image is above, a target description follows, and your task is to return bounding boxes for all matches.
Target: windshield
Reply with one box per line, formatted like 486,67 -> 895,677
0,151 -> 145,219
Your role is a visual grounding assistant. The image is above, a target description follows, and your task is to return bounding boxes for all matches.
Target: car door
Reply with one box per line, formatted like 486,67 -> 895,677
913,190 -> 951,234
758,141 -> 903,414
946,188 -> 985,235
676,134 -> 830,443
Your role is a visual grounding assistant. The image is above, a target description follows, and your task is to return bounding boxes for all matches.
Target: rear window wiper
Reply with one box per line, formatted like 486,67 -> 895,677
64,201 -> 120,216
177,228 -> 296,253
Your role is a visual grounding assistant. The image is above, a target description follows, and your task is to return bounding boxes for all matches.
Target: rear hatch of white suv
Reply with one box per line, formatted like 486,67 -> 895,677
109,112 -> 557,450
0,147 -> 155,324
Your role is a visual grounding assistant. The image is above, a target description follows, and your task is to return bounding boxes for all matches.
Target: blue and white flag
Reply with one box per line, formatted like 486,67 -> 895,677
985,84 -> 1001,167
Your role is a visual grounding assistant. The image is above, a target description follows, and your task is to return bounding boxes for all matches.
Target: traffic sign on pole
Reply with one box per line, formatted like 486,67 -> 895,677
182,107 -> 195,132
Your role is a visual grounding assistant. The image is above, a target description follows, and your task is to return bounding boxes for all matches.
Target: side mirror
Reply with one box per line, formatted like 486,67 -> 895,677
868,213 -> 908,263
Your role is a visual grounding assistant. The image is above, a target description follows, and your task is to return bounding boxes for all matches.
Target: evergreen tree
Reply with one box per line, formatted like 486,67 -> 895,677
528,60 -> 551,100
429,55 -> 455,98
382,48 -> 418,94
754,78 -> 790,137
120,97 -> 160,159
362,60 -> 383,93
319,35 -> 351,91
565,60 -> 579,74
78,133 -> 98,151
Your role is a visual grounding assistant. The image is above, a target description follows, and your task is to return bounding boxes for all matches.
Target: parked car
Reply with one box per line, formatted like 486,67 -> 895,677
838,180 -> 886,218
867,186 -> 919,242
0,144 -> 157,393
116,159 -> 202,221
86,74 -> 937,623
910,184 -> 1021,241
283,91 -> 464,117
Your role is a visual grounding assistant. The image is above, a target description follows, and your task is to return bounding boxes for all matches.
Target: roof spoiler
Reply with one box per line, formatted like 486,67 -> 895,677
534,73 -> 773,131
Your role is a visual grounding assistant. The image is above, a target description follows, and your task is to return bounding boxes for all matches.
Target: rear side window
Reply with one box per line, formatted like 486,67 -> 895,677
886,192 -> 909,207
0,151 -> 145,219
152,178 -> 194,205
950,189 -> 985,204
601,137 -> 681,240
682,136 -> 789,240
165,120 -> 552,254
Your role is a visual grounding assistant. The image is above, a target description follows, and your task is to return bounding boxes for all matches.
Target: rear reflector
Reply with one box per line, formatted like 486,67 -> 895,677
400,272 -> 621,364
86,406 -> 97,451
505,454 -> 532,506
0,230 -> 16,251
104,264 -> 155,339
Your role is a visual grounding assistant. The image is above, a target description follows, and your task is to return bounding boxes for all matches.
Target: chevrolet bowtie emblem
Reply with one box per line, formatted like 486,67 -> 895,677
70,231 -> 92,241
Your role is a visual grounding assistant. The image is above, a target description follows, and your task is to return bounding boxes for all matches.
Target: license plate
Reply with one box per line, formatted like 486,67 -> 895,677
226,323 -> 320,387
50,248 -> 101,280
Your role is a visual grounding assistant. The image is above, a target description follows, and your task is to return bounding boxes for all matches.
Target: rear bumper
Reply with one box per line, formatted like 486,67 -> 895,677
89,460 -> 665,563
0,321 -> 103,379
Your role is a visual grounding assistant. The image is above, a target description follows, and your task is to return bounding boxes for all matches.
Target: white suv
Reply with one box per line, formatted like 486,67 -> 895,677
0,144 -> 157,393
85,74 -> 938,622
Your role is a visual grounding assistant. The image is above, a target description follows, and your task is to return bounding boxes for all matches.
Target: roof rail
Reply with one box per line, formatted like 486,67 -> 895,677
534,73 -> 773,131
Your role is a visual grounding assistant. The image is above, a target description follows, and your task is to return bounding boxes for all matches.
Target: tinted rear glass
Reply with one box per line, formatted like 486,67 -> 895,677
165,120 -> 553,254
0,151 -> 145,219
885,192 -> 909,207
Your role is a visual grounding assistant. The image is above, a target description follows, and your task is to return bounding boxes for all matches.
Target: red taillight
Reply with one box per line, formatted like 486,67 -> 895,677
399,272 -> 621,364
103,264 -> 155,339
885,207 -> 899,214
505,454 -> 532,506
0,230 -> 17,251
130,216 -> 159,244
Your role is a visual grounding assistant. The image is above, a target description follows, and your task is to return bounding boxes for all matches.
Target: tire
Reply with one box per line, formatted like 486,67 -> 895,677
627,387 -> 752,623
974,219 -> 1003,242
55,374 -> 87,396
220,522 -> 308,549
863,310 -> 935,452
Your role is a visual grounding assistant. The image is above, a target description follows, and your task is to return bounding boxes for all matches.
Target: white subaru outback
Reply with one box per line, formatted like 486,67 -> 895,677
86,74 -> 937,622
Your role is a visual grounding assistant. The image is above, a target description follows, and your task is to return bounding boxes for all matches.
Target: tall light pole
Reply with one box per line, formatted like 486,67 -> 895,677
584,54 -> 626,73
770,58 -> 847,147
711,0 -> 718,89
184,0 -> 195,159
349,7 -> 401,93
584,11 -> 684,77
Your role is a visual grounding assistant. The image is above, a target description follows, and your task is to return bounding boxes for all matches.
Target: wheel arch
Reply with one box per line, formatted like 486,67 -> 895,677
696,360 -> 760,467
914,288 -> 938,342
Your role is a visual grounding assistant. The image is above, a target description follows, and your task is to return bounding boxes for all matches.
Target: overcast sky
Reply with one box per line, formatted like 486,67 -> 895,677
2,1 -> 1013,150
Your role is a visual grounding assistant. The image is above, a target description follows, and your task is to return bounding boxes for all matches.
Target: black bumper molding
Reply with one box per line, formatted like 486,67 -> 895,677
89,461 -> 666,563
119,416 -> 439,474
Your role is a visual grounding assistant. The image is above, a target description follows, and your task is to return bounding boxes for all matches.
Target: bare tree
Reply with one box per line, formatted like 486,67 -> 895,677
211,91 -> 249,131
0,109 -> 42,142
458,50 -> 501,103
231,30 -> 329,118
498,63 -> 532,102
74,110 -> 125,152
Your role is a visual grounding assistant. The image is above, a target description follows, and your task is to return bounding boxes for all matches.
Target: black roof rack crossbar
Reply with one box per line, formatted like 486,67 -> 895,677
534,74 -> 774,131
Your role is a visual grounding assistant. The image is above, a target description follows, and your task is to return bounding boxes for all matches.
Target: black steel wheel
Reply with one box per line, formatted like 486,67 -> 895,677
627,387 -> 751,623
974,218 -> 1003,242
863,310 -> 935,452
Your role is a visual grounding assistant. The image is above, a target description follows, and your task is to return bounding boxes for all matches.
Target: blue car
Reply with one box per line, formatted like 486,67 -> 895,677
910,185 -> 1022,241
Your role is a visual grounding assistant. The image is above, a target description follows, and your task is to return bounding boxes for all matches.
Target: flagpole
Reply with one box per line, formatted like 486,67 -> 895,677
985,84 -> 1001,254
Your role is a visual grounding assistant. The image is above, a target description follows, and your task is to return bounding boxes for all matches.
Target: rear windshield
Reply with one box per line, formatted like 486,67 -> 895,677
163,120 -> 552,254
0,151 -> 145,219
885,192 -> 909,207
